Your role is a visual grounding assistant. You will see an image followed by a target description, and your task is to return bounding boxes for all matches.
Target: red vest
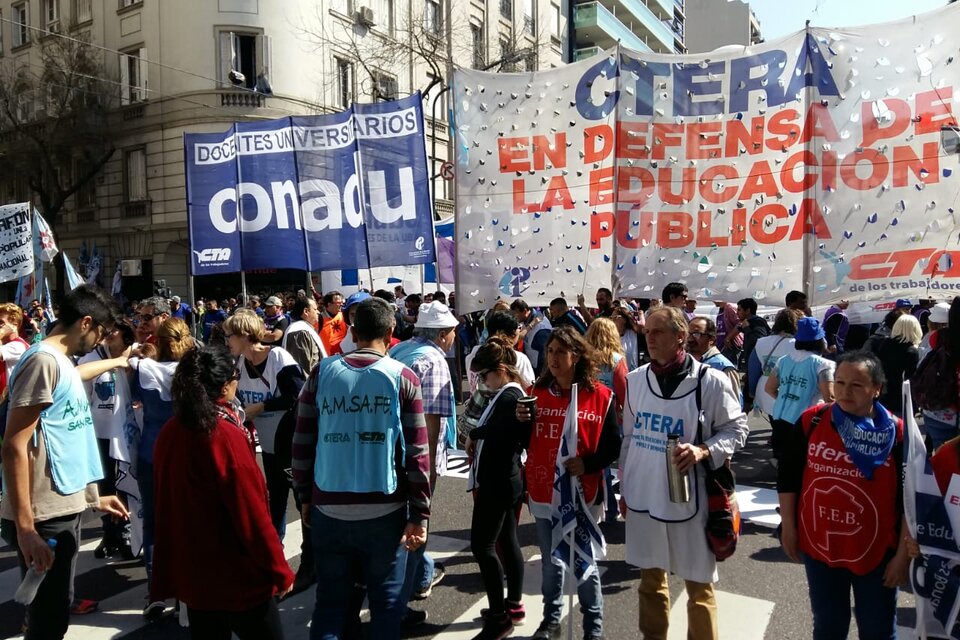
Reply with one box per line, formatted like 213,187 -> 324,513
525,384 -> 612,506
798,406 -> 902,575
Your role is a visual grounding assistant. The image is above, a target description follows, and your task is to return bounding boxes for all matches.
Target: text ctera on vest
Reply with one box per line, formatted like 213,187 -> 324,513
634,411 -> 684,437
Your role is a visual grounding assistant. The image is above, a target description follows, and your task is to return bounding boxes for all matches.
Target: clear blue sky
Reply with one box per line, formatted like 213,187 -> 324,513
750,0 -> 950,41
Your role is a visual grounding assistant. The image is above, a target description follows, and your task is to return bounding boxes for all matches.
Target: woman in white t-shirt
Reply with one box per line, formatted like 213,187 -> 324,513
749,309 -> 801,418
464,311 -> 535,393
223,310 -> 305,541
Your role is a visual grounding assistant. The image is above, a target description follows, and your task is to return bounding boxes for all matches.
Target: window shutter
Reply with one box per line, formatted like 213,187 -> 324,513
119,53 -> 130,105
218,31 -> 234,86
138,47 -> 148,101
258,34 -> 272,76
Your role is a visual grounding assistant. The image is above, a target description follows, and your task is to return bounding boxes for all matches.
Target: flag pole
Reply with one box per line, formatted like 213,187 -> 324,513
567,481 -> 576,640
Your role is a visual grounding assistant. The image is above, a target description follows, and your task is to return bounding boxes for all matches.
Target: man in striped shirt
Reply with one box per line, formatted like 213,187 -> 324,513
292,298 -> 430,639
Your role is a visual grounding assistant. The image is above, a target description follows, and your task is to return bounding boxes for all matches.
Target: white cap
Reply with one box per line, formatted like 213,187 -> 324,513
931,302 -> 951,324
414,301 -> 458,329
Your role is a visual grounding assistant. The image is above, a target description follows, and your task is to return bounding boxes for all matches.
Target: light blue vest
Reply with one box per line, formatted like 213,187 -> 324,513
597,353 -> 624,390
702,351 -> 743,406
771,354 -> 828,424
10,343 -> 103,495
390,338 -> 457,449
314,355 -> 405,494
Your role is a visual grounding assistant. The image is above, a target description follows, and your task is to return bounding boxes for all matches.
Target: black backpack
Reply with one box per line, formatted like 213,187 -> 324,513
912,337 -> 957,411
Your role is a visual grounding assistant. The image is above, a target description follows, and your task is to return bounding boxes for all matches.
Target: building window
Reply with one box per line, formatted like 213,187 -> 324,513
522,0 -> 534,35
119,0 -> 142,9
524,51 -> 536,72
335,57 -> 354,108
370,0 -> 394,35
373,71 -> 397,102
499,0 -> 512,21
119,47 -> 147,103
73,159 -> 96,209
74,0 -> 92,23
470,22 -> 485,69
219,31 -> 271,92
550,3 -> 561,40
44,0 -> 59,31
124,147 -> 147,202
12,3 -> 29,48
499,36 -> 511,60
425,0 -> 441,37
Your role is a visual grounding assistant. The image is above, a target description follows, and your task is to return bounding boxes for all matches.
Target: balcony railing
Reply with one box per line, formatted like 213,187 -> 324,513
220,91 -> 266,108
122,201 -> 150,219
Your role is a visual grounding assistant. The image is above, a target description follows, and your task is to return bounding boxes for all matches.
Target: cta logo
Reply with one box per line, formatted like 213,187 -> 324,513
193,248 -> 232,264
415,236 -> 425,251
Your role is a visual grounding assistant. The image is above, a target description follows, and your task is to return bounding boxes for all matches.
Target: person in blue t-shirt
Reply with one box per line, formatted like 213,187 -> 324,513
201,299 -> 229,343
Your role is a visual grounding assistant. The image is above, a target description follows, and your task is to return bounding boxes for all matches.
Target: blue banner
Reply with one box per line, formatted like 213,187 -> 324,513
185,94 -> 436,275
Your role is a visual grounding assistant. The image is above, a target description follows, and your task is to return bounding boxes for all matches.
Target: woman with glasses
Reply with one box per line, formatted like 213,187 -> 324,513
465,337 -> 532,639
516,327 -> 621,640
130,316 -> 194,620
223,310 -> 305,541
152,344 -> 294,639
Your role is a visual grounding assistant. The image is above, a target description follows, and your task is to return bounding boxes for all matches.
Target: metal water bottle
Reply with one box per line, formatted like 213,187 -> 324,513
665,434 -> 690,503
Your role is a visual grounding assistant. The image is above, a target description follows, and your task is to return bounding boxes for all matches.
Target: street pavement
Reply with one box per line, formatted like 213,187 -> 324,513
0,415 -> 920,639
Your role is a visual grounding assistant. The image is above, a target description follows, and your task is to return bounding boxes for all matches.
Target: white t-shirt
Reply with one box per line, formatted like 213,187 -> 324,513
79,345 -> 132,442
1,337 -> 29,370
753,334 -> 796,415
620,329 -> 639,371
464,343 -> 535,392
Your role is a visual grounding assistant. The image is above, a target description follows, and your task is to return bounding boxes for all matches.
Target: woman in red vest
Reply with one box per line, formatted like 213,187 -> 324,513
778,351 -> 912,639
517,326 -> 620,640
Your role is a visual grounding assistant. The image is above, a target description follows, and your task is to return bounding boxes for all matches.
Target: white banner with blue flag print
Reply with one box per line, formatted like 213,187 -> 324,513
904,381 -> 960,639
550,383 -> 606,584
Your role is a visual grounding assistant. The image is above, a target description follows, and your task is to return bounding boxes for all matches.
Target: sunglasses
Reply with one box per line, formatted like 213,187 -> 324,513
139,313 -> 157,322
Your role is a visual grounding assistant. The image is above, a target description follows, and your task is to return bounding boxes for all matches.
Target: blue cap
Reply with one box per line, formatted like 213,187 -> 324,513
895,299 -> 912,309
796,317 -> 826,342
342,291 -> 371,313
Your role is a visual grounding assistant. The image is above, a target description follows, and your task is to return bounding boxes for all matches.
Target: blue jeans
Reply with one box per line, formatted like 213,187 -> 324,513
137,458 -> 155,584
803,554 -> 897,640
310,507 -> 408,640
924,413 -> 959,451
401,546 -> 435,604
534,516 -> 603,635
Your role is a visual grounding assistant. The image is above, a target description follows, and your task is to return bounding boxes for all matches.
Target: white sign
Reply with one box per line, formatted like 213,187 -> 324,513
0,203 -> 34,283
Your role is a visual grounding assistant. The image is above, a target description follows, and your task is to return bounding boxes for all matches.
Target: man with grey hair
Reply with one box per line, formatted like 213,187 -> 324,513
389,301 -> 459,624
687,316 -> 742,406
138,296 -> 170,345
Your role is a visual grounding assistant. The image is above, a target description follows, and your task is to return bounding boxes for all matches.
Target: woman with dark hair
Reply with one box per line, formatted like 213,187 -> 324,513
778,351 -> 911,639
749,308 -> 800,420
152,345 -> 293,639
466,337 -> 531,639
916,296 -> 960,448
765,317 -> 836,462
129,316 -> 194,620
515,326 -> 621,640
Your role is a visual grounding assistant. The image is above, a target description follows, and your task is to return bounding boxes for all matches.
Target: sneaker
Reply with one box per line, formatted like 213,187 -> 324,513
412,562 -> 446,600
480,601 -> 525,624
471,613 -> 514,640
401,608 -> 428,627
583,635 -> 603,640
532,620 -> 561,639
143,600 -> 166,622
70,599 -> 99,615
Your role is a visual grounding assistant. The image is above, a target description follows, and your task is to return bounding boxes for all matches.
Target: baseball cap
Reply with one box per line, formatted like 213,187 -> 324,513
796,317 -> 826,342
931,302 -> 951,324
171,295 -> 181,303
895,299 -> 912,309
343,291 -> 371,312
264,296 -> 282,307
414,301 -> 458,329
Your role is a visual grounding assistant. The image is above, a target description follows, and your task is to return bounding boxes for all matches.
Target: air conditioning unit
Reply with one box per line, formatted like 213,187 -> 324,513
121,259 -> 142,277
357,6 -> 376,27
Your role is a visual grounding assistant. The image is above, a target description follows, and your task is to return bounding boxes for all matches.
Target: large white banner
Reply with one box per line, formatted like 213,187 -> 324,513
453,5 -> 960,313
0,202 -> 34,283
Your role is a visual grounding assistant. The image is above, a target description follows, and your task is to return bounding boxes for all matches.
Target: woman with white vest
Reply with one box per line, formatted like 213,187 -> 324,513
620,307 -> 748,640
516,326 -> 621,640
281,296 -> 327,373
223,310 -> 305,541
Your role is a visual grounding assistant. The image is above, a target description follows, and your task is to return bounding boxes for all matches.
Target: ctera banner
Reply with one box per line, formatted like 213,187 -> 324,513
185,93 -> 436,276
453,5 -> 960,313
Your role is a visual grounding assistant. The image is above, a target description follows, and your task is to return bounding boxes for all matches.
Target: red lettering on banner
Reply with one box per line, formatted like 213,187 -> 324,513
687,122 -> 723,159
498,137 -> 530,172
699,165 -> 739,203
750,204 -> 789,244
658,212 -> 692,248
860,98 -> 911,147
532,134 -> 567,169
589,167 -> 614,206
650,124 -> 684,159
617,167 -> 655,204
740,160 -> 780,200
659,167 -> 696,205
915,86 -> 957,135
617,122 -> 649,159
766,109 -> 802,151
840,149 -> 888,190
789,199 -> 832,240
584,125 -> 614,164
798,104 -> 840,144
892,142 -> 939,187
725,116 -> 765,156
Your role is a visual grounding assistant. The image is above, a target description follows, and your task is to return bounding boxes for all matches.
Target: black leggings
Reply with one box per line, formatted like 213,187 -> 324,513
186,599 -> 284,640
471,488 -> 524,613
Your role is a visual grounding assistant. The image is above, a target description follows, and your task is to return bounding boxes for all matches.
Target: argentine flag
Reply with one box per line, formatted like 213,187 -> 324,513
550,383 -> 606,583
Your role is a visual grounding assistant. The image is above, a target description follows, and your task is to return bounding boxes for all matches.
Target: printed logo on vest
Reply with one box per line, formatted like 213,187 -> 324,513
323,432 -> 352,443
803,477 -> 878,564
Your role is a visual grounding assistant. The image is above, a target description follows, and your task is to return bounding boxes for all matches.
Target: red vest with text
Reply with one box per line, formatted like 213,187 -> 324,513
798,406 -> 903,575
525,384 -> 612,507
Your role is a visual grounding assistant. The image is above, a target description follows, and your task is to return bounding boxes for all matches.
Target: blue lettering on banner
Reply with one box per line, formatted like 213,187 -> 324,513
574,36 -> 840,121
186,94 -> 436,275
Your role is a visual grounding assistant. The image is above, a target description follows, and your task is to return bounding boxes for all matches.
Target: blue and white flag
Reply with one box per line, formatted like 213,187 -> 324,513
905,381 -> 960,639
63,251 -> 85,291
550,384 -> 606,583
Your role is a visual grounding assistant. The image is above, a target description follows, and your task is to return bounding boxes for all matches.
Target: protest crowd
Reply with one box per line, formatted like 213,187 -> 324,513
0,278 -> 955,640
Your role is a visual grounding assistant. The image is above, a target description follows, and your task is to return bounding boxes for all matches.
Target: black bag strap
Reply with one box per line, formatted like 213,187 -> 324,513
694,365 -> 710,447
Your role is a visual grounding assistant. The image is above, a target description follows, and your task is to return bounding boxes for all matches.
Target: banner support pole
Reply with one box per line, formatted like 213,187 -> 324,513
240,270 -> 248,306
567,523 -> 575,640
